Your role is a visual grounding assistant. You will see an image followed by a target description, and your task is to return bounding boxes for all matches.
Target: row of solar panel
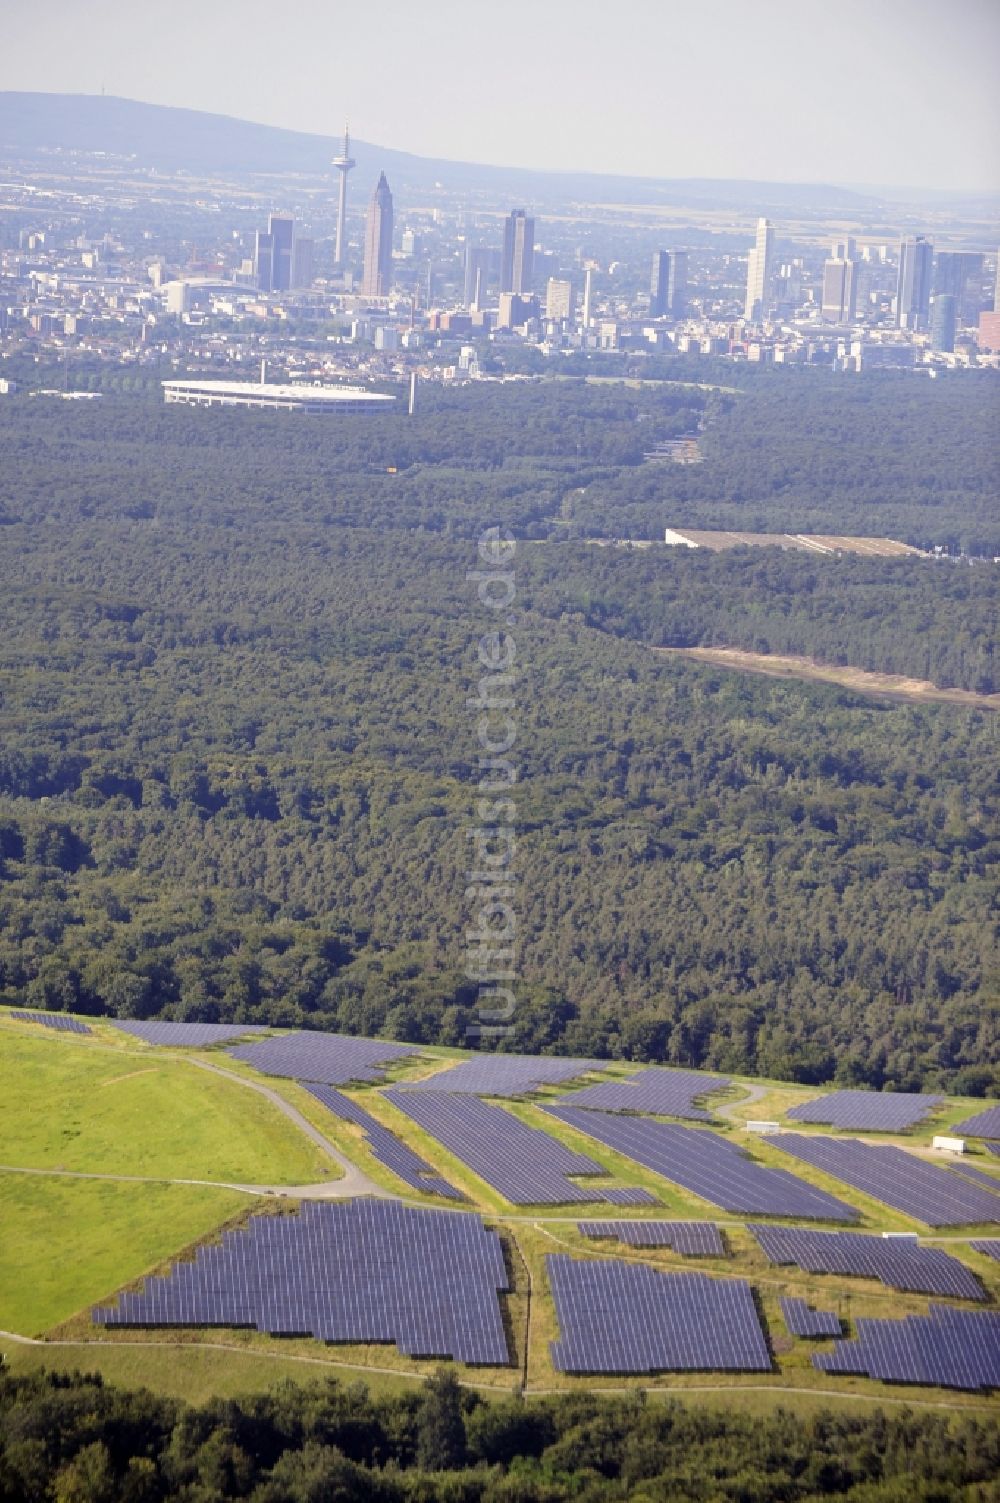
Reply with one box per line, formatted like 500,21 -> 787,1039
547,1106 -> 859,1220
578,1221 -> 725,1256
749,1224 -> 985,1300
300,1082 -> 465,1200
814,1304 -> 1000,1391
547,1257 -> 770,1375
383,1088 -> 621,1205
786,1090 -> 942,1131
770,1134 -> 1000,1227
780,1298 -> 841,1338
10,1010 -> 92,1034
95,1200 -> 510,1366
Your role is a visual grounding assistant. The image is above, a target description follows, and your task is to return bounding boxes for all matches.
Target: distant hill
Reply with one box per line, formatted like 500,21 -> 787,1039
0,92 -> 875,211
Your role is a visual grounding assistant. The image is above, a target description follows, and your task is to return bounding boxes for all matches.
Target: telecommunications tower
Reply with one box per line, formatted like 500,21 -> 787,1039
332,123 -> 356,266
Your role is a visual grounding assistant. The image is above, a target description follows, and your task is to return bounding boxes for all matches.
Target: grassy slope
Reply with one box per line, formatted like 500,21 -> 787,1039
0,1174 -> 248,1335
2,1342 -> 433,1404
0,1023 -> 334,1185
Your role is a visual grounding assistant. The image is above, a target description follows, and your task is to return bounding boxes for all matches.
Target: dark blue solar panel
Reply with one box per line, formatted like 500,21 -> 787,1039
770,1135 -> 1000,1227
10,1010 -> 92,1035
787,1091 -> 942,1131
952,1107 -> 1000,1140
560,1068 -> 731,1121
545,1107 -> 858,1220
947,1162 -> 1000,1193
984,1142 -> 1000,1158
300,1083 -> 465,1200
578,1221 -> 725,1256
112,1021 -> 269,1046
970,1239 -> 1000,1262
547,1255 -> 770,1375
814,1305 -> 1000,1391
93,1200 -> 510,1365
228,1031 -> 419,1085
383,1089 -> 629,1205
748,1224 -> 985,1300
780,1298 -> 841,1338
409,1055 -> 606,1096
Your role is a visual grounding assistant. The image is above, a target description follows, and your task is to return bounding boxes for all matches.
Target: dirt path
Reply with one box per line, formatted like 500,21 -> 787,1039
186,1058 -> 387,1199
715,1082 -> 769,1124
653,646 -> 1000,710
3,1329 -> 990,1411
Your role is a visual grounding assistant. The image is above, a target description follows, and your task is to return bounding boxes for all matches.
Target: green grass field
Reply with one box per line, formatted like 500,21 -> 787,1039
0,1028 -> 336,1185
0,1174 -> 249,1335
1,1341 -> 436,1404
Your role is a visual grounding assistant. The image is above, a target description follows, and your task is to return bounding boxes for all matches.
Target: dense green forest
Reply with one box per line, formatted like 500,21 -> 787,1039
2,1367 -> 998,1502
0,384 -> 997,1091
2,362 -> 998,553
519,549 -> 997,694
564,372 -> 1000,557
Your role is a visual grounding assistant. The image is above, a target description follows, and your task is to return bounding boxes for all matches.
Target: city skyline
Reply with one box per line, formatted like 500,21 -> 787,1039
1,0 -> 999,192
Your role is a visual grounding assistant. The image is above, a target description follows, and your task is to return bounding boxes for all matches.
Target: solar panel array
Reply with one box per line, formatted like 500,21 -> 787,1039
970,1239 -> 1000,1263
409,1054 -> 605,1097
578,1221 -> 725,1256
112,1020 -> 269,1046
94,1200 -> 510,1364
300,1083 -> 464,1200
949,1162 -> 1000,1192
228,1031 -> 419,1085
748,1225 -> 985,1300
10,1010 -> 92,1035
780,1298 -> 841,1338
985,1141 -> 1000,1158
787,1090 -> 942,1132
383,1089 -> 616,1204
814,1305 -> 1000,1391
601,1187 -> 659,1206
770,1135 -> 1000,1227
559,1068 -> 730,1121
546,1107 -> 858,1220
547,1255 -> 770,1375
952,1106 -> 1000,1140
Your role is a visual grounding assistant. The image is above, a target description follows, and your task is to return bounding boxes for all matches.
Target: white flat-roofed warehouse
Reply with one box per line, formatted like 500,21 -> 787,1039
162,380 -> 395,414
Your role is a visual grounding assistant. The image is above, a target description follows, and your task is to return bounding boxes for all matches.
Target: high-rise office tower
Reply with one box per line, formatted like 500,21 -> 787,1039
545,277 -> 575,322
331,124 -> 356,266
253,229 -> 274,292
268,215 -> 294,292
650,250 -> 669,316
930,294 -> 957,353
667,250 -> 687,318
650,250 -> 688,318
464,245 -> 491,307
821,255 -> 857,322
932,251 -> 983,323
292,236 -> 314,289
582,267 -> 594,327
895,235 -> 933,327
744,218 -> 775,321
500,209 -> 534,294
362,173 -> 394,298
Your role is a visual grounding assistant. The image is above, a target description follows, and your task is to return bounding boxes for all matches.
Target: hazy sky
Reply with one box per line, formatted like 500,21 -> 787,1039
4,0 -> 999,189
